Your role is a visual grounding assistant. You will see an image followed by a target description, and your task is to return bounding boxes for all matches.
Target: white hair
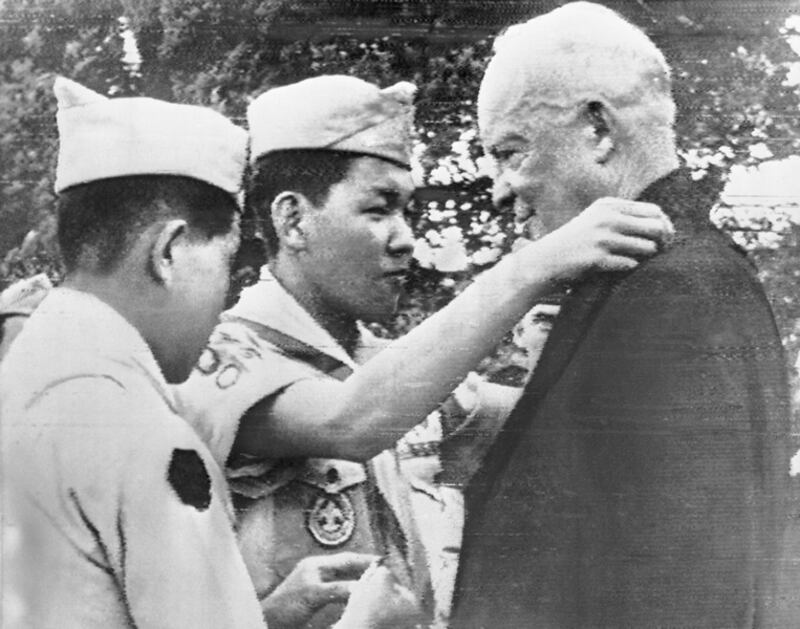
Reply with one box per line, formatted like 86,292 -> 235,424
478,2 -> 676,136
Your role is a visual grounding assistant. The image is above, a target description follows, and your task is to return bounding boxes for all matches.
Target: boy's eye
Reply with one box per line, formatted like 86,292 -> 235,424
403,203 -> 419,220
492,149 -> 518,163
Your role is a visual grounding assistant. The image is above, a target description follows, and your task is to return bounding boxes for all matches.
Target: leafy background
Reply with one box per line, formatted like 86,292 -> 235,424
2,0 -> 800,390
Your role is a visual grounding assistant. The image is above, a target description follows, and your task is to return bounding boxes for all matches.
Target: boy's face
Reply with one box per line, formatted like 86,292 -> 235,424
165,217 -> 240,382
298,156 -> 416,323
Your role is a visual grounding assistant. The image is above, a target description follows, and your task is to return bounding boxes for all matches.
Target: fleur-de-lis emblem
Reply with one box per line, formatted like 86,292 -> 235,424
306,492 -> 356,547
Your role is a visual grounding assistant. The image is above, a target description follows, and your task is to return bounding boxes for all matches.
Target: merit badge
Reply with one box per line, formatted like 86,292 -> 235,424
306,491 -> 355,547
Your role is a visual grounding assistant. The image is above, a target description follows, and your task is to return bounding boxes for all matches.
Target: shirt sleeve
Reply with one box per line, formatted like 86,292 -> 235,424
174,320 -> 316,467
118,434 -> 267,629
20,378 -> 267,629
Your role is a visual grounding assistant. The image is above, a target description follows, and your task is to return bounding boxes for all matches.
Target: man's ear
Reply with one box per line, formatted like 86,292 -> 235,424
582,100 -> 615,164
149,219 -> 188,285
271,191 -> 309,251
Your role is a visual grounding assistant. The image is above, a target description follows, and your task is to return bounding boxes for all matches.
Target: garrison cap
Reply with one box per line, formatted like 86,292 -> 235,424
247,75 -> 416,167
54,77 -> 248,196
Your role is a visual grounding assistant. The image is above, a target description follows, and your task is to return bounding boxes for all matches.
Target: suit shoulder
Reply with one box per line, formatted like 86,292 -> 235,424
618,230 -> 765,305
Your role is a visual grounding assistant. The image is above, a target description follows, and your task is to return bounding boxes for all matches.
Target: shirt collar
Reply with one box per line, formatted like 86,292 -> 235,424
225,266 -> 360,370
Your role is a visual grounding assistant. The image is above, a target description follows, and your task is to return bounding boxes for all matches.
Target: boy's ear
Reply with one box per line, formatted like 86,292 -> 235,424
148,219 -> 188,284
271,191 -> 310,251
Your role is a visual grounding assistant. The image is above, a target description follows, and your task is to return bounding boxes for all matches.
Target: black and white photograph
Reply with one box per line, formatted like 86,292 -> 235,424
2,1 -> 800,627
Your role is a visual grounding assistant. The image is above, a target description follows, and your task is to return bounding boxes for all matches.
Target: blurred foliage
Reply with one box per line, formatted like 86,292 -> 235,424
2,0 -> 800,381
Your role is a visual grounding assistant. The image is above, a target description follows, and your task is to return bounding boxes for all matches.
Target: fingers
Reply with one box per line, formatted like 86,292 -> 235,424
595,254 -> 640,273
602,199 -> 662,219
353,562 -> 393,593
261,556 -> 378,628
588,198 -> 674,244
333,563 -> 423,629
533,197 -> 672,283
312,552 -> 378,581
591,233 -> 660,273
603,233 -> 659,258
613,216 -> 672,242
316,580 -> 357,605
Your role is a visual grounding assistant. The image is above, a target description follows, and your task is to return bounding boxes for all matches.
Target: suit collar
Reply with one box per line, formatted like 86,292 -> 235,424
638,167 -> 716,235
640,167 -> 750,261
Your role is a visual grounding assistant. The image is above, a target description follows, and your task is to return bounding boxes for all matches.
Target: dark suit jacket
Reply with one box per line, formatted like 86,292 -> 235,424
451,170 -> 794,628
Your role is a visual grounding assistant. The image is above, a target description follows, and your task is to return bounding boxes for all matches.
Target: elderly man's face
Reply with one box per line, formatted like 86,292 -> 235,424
482,106 -> 612,236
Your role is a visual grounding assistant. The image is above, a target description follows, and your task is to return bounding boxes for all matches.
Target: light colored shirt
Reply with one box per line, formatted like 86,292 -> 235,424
175,267 -> 530,627
176,268 -> 454,624
0,288 -> 266,629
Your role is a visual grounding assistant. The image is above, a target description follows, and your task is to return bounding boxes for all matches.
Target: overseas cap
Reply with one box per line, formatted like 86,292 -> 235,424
247,75 -> 416,167
54,77 -> 248,195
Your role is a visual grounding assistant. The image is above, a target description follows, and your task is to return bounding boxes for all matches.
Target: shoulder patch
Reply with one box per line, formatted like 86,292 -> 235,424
167,449 -> 211,511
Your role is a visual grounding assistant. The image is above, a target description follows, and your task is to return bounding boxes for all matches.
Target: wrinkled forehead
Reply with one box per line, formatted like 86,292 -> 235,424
477,64 -> 585,152
477,66 -> 546,149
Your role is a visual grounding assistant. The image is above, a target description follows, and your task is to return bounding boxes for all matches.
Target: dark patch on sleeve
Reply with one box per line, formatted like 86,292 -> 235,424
167,449 -> 211,511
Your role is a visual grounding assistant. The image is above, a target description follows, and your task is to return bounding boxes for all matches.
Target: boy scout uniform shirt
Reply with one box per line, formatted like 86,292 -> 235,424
0,288 -> 266,629
176,268 -> 520,628
177,269 -> 432,628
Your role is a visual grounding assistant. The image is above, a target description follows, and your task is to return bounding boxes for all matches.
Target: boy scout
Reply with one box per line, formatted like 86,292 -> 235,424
176,75 -> 673,627
0,78 -> 392,629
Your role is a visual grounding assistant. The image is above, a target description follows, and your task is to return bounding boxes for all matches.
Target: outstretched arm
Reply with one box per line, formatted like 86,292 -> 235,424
233,198 -> 670,461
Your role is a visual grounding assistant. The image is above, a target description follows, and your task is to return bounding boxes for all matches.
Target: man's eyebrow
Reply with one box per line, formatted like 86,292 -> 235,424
488,133 -> 529,152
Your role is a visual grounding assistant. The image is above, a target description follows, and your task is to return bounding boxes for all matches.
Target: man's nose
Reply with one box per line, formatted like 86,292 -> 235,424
388,215 -> 415,256
492,176 -> 516,213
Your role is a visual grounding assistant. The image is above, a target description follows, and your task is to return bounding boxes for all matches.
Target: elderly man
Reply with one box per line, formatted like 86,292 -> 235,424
176,74 -> 673,627
452,4 -> 794,628
0,78 -> 396,629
